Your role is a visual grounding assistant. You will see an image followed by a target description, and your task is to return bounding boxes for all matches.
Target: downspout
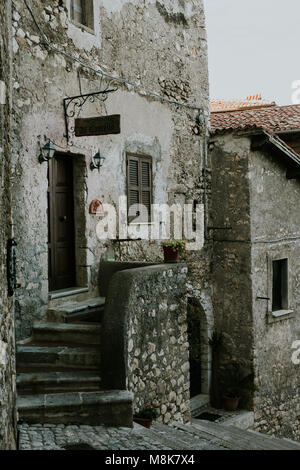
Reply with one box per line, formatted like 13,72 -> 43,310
203,128 -> 209,240
196,111 -> 209,240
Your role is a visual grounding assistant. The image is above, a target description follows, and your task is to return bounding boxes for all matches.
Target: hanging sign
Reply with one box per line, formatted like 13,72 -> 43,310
75,114 -> 121,137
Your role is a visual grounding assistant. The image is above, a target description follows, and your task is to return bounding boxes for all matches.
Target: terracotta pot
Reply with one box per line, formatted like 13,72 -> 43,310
223,396 -> 240,411
133,417 -> 152,428
163,246 -> 180,263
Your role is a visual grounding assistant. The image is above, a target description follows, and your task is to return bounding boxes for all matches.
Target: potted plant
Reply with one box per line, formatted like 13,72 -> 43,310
161,239 -> 186,263
223,388 -> 241,411
223,363 -> 255,411
133,403 -> 158,428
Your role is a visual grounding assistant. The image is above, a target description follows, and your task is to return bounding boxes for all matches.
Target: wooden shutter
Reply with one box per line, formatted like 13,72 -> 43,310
127,154 -> 152,222
72,0 -> 85,25
141,158 -> 152,219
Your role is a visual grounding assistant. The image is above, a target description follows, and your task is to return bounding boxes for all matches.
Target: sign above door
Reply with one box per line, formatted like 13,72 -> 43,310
75,115 -> 121,137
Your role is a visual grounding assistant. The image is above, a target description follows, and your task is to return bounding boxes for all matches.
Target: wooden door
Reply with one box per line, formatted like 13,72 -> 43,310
48,154 -> 76,291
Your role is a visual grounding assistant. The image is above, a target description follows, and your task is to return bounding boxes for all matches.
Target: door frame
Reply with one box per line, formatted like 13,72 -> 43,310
48,152 -> 77,291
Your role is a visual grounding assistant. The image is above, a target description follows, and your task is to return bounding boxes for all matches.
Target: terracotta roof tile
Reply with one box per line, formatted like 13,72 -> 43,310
210,104 -> 300,134
210,97 -> 275,113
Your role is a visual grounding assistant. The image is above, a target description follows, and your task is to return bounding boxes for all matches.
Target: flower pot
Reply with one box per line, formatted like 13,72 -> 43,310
163,246 -> 180,263
223,396 -> 240,411
133,417 -> 152,428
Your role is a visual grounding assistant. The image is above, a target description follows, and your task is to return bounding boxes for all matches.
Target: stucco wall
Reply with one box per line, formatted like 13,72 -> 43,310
0,0 -> 17,450
209,134 -> 254,407
249,145 -> 300,441
210,131 -> 300,440
11,0 -> 209,339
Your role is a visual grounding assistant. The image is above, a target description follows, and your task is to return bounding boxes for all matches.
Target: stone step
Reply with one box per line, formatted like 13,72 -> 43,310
17,371 -> 101,395
17,390 -> 133,426
32,322 -> 101,346
47,297 -> 106,323
17,345 -> 101,371
190,419 -> 300,450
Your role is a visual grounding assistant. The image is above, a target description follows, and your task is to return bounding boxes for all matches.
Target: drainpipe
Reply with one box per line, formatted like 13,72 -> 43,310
196,111 -> 209,240
203,129 -> 209,240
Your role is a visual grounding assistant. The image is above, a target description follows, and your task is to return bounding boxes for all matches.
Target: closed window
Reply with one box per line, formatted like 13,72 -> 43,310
71,0 -> 94,30
272,258 -> 288,312
127,154 -> 152,223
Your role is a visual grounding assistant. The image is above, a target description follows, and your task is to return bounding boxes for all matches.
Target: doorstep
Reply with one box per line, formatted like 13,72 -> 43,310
47,296 -> 106,323
48,287 -> 89,301
190,394 -> 210,417
191,407 -> 254,431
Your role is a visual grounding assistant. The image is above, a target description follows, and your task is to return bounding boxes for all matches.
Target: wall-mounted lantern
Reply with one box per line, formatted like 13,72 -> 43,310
90,149 -> 105,172
38,139 -> 56,164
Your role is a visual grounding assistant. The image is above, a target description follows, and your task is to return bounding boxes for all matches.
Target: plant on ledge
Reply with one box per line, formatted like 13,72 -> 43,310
223,362 -> 255,411
133,403 -> 159,428
161,239 -> 186,263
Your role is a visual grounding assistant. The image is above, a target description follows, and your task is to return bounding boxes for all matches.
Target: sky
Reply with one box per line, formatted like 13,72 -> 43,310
203,0 -> 300,105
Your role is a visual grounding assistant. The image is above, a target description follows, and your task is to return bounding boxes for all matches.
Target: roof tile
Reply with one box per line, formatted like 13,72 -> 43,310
210,104 -> 300,134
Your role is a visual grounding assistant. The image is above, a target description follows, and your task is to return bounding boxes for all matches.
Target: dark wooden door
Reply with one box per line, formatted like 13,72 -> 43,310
48,154 -> 76,291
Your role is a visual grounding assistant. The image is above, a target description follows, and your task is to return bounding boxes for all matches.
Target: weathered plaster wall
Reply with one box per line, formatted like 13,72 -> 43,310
209,134 -> 254,407
210,131 -> 300,440
0,0 -> 17,450
11,0 -> 209,339
249,147 -> 300,441
101,263 -> 190,424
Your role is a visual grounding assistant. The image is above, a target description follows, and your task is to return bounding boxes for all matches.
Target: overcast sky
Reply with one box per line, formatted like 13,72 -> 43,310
203,0 -> 300,105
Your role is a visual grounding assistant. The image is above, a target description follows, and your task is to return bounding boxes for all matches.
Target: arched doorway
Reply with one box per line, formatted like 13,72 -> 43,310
187,298 -> 211,397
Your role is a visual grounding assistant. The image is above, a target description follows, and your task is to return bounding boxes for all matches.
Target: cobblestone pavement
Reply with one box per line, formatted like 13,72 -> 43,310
18,423 -> 174,451
18,420 -> 300,451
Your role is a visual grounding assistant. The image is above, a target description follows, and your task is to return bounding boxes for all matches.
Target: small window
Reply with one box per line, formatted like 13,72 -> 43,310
127,154 -> 153,223
272,258 -> 288,311
71,0 -> 94,30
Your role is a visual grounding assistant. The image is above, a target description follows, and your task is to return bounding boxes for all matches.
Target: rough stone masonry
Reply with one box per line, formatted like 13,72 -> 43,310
11,0 -> 209,342
0,0 -> 17,450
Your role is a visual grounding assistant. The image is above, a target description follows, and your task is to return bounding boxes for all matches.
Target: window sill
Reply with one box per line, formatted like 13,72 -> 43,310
129,222 -> 154,226
70,20 -> 95,36
268,309 -> 294,323
272,309 -> 293,317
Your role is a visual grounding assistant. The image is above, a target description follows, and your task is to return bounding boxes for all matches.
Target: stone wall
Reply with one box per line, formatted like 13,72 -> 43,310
100,263 -> 190,424
11,0 -> 210,339
249,144 -> 300,441
0,0 -> 17,450
210,131 -> 300,440
209,135 -> 254,407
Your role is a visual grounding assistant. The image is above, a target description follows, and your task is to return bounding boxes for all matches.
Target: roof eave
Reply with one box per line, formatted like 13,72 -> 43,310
251,130 -> 300,169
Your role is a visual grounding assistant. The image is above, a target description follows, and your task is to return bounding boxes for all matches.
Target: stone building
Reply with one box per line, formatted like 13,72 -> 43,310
4,0 -> 211,432
0,0 -> 18,450
209,103 -> 300,441
1,0 -> 300,449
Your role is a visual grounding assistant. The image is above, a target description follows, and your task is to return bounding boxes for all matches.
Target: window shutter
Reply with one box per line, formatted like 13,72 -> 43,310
127,156 -> 140,221
141,159 -> 152,219
72,0 -> 85,25
127,154 -> 152,222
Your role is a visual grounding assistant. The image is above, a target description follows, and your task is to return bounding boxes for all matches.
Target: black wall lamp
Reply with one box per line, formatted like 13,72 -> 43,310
90,149 -> 105,172
39,139 -> 56,164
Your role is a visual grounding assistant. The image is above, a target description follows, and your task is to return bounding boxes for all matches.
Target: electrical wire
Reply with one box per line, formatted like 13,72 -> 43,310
22,0 -> 205,115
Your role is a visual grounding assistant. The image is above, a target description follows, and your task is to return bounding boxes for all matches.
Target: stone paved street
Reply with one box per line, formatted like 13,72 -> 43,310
18,420 -> 300,451
18,423 -> 174,451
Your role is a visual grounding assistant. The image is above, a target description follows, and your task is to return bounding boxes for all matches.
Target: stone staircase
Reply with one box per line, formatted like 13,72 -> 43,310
16,297 -> 133,427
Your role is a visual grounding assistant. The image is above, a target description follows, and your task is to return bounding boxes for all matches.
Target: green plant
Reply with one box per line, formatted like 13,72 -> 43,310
135,403 -> 159,420
161,239 -> 186,254
223,363 -> 255,400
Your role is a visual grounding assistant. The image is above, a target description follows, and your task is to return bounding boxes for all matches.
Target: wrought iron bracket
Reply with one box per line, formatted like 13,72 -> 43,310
63,76 -> 118,144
